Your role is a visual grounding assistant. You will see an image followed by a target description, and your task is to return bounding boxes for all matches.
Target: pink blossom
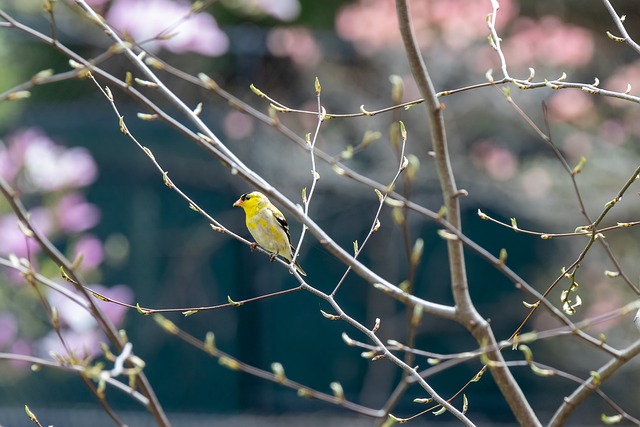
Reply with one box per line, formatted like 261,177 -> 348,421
30,207 -> 55,237
430,0 -> 516,50
471,140 -> 519,181
0,215 -> 29,256
72,234 -> 104,270
49,288 -> 99,333
106,0 -> 229,56
267,27 -> 322,68
6,129 -> 97,192
256,0 -> 300,21
0,142 -> 18,181
1,129 -> 52,184
546,90 -> 595,123
0,214 -> 44,257
485,148 -> 518,181
48,283 -> 133,331
7,128 -> 40,163
604,60 -> 640,107
22,140 -> 97,192
41,284 -> 133,357
502,16 -> 594,69
92,284 -> 134,326
599,120 -> 626,146
0,208 -> 52,257
223,111 -> 255,140
520,166 -> 554,199
336,0 -> 516,54
36,328 -> 104,358
562,132 -> 593,162
335,0 -> 401,54
0,312 -> 18,348
582,283 -> 623,333
55,193 -> 101,233
2,128 -> 97,191
9,339 -> 32,369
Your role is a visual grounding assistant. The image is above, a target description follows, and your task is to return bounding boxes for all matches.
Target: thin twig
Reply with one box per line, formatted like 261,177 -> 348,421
0,353 -> 150,406
601,0 -> 640,55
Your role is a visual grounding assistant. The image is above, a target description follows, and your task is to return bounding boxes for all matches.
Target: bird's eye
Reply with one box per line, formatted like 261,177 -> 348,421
241,193 -> 250,201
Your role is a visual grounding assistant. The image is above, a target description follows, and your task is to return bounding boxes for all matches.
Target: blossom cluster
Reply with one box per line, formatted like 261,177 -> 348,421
0,128 -> 132,372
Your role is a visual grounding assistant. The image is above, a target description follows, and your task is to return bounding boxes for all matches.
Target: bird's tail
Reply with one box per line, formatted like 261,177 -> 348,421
285,246 -> 306,276
293,260 -> 306,276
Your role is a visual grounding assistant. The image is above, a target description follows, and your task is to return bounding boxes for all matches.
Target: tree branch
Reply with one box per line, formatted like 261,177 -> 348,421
395,1 -> 541,425
0,177 -> 171,427
549,338 -> 640,426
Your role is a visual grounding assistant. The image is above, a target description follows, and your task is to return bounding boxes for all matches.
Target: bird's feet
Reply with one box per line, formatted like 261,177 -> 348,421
269,253 -> 277,263
249,242 -> 259,252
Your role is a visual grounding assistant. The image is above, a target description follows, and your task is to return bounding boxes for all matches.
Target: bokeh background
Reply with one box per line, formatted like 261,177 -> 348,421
1,0 -> 640,425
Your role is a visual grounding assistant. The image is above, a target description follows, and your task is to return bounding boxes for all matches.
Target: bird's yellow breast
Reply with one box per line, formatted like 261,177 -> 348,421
246,208 -> 290,255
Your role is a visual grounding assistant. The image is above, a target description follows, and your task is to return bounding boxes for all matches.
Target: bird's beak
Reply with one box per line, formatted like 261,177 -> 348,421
233,198 -> 243,207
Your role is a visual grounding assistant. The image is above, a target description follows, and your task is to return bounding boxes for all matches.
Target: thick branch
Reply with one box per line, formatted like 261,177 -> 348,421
549,338 -> 640,426
395,1 -> 541,425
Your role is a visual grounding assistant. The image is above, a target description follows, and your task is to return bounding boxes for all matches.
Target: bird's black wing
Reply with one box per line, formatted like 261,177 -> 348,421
273,209 -> 293,245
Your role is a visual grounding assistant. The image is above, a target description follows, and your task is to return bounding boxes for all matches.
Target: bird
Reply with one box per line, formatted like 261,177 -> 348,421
233,191 -> 306,276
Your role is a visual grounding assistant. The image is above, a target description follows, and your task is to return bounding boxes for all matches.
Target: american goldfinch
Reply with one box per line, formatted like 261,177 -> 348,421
233,191 -> 306,276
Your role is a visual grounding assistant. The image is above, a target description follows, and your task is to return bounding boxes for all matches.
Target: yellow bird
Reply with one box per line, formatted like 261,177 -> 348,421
233,191 -> 306,276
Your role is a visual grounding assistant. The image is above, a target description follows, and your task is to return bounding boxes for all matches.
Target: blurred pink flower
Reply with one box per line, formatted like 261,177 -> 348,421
30,207 -> 55,236
2,128 -> 98,192
106,0 -> 229,56
0,210 -> 52,257
267,27 -> 322,68
471,140 -> 518,181
0,312 -> 18,348
6,128 -> 37,163
1,129 -> 49,183
546,90 -> 595,123
48,284 -> 133,332
335,0 -> 401,54
502,16 -> 594,69
562,132 -> 593,162
430,0 -> 516,50
49,288 -> 98,333
583,283 -> 623,333
604,60 -> 640,107
485,148 -> 518,181
599,119 -> 626,146
93,284 -> 134,326
17,132 -> 97,192
40,284 -> 133,357
520,166 -> 553,199
255,0 -> 300,21
55,193 -> 101,233
72,234 -> 104,270
0,142 -> 18,181
223,111 -> 255,140
0,215 -> 32,257
9,339 -> 32,369
37,328 -> 104,358
336,0 -> 516,54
